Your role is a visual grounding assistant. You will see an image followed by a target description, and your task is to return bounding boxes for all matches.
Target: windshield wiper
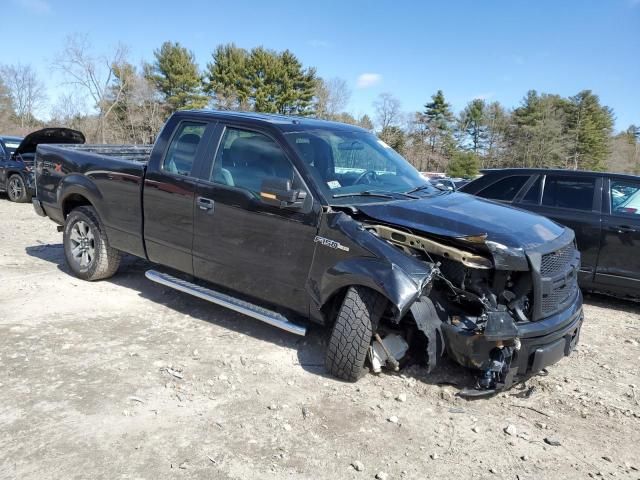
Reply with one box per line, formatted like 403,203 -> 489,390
332,190 -> 419,200
405,184 -> 433,194
332,191 -> 394,199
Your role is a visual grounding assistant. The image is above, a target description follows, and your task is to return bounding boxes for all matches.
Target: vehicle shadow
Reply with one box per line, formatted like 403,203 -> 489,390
24,243 -> 332,376
583,291 -> 639,314
24,242 -> 493,392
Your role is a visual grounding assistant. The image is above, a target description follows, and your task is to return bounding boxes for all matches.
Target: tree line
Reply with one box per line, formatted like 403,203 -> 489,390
1,34 -> 638,176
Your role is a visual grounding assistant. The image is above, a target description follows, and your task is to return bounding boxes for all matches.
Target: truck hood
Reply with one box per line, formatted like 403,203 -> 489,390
357,192 -> 565,250
13,128 -> 85,157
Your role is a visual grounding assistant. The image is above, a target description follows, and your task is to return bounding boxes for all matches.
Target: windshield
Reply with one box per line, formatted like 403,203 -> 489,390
284,129 -> 434,203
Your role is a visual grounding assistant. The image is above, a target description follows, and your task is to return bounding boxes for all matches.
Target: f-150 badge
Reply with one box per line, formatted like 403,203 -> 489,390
314,236 -> 350,252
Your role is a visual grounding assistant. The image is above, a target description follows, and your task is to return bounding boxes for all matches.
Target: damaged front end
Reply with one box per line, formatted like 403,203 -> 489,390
364,223 -> 584,394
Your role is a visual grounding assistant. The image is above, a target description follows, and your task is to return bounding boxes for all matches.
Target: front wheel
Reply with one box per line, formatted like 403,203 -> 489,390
63,206 -> 122,281
7,174 -> 29,203
325,286 -> 387,381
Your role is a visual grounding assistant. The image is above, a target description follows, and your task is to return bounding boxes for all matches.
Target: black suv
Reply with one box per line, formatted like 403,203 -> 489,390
461,168 -> 640,299
0,129 -> 85,202
0,135 -> 27,202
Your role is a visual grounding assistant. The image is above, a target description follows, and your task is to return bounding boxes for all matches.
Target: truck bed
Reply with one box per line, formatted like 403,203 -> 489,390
55,144 -> 153,163
35,143 -> 154,258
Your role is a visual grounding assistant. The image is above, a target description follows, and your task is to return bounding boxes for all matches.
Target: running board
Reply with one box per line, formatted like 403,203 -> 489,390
145,270 -> 306,336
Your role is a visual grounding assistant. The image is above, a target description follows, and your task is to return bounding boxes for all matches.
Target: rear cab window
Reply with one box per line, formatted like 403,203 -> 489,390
477,175 -> 530,201
542,175 -> 596,211
162,122 -> 207,176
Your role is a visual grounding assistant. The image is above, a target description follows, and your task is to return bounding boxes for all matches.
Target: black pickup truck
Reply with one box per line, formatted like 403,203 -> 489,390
32,110 -> 584,393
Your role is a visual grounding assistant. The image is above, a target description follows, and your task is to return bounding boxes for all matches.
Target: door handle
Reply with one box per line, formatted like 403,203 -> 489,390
609,225 -> 637,234
197,196 -> 214,212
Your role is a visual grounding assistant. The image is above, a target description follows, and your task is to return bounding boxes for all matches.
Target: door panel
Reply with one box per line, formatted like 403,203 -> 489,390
520,174 -> 602,280
595,178 -> 640,288
143,121 -> 212,274
192,126 -> 318,315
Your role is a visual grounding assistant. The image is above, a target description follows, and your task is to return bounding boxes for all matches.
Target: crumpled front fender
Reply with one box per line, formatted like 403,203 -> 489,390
313,257 -> 426,320
306,211 -> 435,322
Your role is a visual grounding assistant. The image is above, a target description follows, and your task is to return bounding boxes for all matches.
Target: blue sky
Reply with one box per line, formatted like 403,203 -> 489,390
4,0 -> 639,131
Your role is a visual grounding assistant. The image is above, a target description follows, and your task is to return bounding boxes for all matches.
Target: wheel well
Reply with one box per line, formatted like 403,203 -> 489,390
62,194 -> 92,218
321,285 -> 396,326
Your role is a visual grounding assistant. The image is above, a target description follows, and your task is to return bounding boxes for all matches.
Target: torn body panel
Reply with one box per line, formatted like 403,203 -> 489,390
308,203 -> 583,392
306,210 -> 435,323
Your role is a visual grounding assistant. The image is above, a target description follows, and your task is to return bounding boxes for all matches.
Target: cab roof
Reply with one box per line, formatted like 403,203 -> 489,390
480,168 -> 640,182
175,109 -> 369,133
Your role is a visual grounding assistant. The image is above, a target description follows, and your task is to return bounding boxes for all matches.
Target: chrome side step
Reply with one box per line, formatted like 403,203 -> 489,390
145,270 -> 306,336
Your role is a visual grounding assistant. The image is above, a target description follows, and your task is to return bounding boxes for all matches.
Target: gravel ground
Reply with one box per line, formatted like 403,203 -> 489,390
0,197 -> 639,480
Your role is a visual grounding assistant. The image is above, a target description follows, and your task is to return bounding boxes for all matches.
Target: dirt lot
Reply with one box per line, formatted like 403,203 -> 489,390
0,198 -> 639,480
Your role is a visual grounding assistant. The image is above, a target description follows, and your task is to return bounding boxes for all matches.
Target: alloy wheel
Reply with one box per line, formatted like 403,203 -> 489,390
69,220 -> 96,268
8,177 -> 22,200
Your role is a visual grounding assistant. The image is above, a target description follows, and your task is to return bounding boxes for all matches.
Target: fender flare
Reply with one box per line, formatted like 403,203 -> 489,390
57,174 -> 105,218
5,169 -> 29,185
313,256 -> 429,321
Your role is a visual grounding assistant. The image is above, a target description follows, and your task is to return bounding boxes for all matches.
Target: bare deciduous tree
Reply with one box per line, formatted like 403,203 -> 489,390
373,92 -> 401,130
314,77 -> 351,119
53,34 -> 129,143
0,63 -> 47,128
108,64 -> 167,144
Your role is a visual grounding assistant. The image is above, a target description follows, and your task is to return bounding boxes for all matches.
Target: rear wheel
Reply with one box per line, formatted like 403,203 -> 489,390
63,206 -> 121,281
7,174 -> 28,203
325,286 -> 387,381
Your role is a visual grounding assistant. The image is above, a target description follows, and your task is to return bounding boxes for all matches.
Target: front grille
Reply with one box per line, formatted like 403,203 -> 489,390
530,238 -> 580,319
540,243 -> 574,276
541,279 -> 577,315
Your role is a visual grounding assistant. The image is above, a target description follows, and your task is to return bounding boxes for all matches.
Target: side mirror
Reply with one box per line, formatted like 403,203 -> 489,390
260,176 -> 307,209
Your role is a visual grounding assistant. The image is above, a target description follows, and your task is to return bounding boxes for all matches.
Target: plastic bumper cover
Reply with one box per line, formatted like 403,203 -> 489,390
441,289 -> 583,388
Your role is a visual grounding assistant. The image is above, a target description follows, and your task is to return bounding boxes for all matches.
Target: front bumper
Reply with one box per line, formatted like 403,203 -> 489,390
441,289 -> 583,389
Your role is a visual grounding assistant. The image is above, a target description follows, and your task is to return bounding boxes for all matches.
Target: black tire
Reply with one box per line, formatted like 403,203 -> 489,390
7,174 -> 29,203
325,286 -> 387,382
63,206 -> 121,281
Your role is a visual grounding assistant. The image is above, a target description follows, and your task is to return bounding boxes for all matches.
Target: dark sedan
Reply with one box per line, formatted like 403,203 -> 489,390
460,168 -> 640,300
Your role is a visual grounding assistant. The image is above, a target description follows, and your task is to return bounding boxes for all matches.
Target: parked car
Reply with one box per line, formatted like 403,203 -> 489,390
0,135 -> 24,201
460,168 -> 640,300
0,135 -> 23,156
429,177 -> 471,191
0,128 -> 85,202
32,111 -> 583,393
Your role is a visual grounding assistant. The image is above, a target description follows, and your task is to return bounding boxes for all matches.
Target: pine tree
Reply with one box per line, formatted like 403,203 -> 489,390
358,114 -> 374,131
206,45 -> 316,115
274,50 -> 316,115
625,125 -> 640,143
147,42 -> 208,112
459,99 -> 487,154
565,90 -> 614,171
447,151 -> 479,178
423,90 -> 453,137
204,43 -> 250,110
509,90 -> 568,168
379,126 -> 406,153
483,102 -> 510,168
